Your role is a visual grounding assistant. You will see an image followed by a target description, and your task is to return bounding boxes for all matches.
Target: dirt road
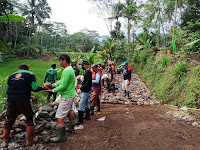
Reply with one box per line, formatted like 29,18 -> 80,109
45,104 -> 200,150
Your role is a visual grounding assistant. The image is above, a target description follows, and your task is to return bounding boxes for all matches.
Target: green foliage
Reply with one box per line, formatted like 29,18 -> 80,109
172,61 -> 187,80
0,75 -> 8,113
138,49 -> 148,65
0,14 -> 27,22
134,52 -> 200,108
2,54 -> 17,61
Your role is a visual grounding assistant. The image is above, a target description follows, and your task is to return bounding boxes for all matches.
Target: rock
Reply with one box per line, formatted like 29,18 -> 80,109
132,102 -> 138,105
16,121 -> 26,131
53,105 -> 58,110
14,128 -> 22,133
41,130 -> 49,135
8,142 -> 19,150
118,101 -> 125,104
45,122 -> 51,130
137,101 -> 144,105
144,101 -> 150,105
44,136 -> 51,143
19,115 -> 26,121
50,122 -> 57,130
49,111 -> 56,120
36,111 -> 49,119
0,128 -> 3,135
1,142 -> 9,148
150,101 -> 155,105
39,105 -> 53,112
35,123 -> 47,133
155,101 -> 161,105
192,122 -> 198,126
125,100 -> 132,105
113,100 -> 118,104
15,132 -> 26,139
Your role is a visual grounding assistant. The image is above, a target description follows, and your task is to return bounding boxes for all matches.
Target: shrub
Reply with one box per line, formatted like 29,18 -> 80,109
172,61 -> 187,80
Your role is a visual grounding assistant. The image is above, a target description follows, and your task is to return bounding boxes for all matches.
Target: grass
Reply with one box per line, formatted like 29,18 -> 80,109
0,58 -> 63,112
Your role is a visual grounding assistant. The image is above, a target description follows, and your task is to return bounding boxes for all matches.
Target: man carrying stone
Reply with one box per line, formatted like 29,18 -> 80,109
75,60 -> 92,125
3,63 -> 45,146
46,54 -> 76,142
122,62 -> 132,99
43,63 -> 58,103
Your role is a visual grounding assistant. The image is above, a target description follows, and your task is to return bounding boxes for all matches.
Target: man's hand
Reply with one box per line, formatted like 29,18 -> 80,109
45,89 -> 53,93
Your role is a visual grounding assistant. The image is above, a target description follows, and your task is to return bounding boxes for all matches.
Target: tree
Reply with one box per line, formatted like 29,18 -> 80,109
21,0 -> 51,56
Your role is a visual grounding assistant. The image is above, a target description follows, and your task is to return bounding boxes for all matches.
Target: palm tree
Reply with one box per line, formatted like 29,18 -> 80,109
22,0 -> 51,56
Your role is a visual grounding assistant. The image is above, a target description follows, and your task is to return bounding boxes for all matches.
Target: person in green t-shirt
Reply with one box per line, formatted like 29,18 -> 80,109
45,54 -> 76,143
73,63 -> 80,77
43,63 -> 58,103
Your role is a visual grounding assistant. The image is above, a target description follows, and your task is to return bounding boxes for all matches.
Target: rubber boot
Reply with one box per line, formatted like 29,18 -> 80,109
90,107 -> 94,116
53,94 -> 56,102
127,91 -> 131,99
65,122 -> 75,133
83,108 -> 91,120
3,129 -> 12,143
50,125 -> 66,142
124,90 -> 127,97
47,95 -> 50,103
26,126 -> 38,146
74,111 -> 84,125
97,104 -> 100,112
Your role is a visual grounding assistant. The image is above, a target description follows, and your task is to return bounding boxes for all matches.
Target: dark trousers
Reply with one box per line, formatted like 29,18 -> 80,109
4,101 -> 34,129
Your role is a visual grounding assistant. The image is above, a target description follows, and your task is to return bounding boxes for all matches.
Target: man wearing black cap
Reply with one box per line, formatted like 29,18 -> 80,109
3,63 -> 45,146
75,60 -> 92,125
73,63 -> 80,77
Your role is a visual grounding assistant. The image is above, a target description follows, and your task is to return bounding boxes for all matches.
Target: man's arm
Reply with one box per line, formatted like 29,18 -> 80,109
92,73 -> 100,84
53,70 -> 69,93
43,71 -> 47,83
31,75 -> 43,92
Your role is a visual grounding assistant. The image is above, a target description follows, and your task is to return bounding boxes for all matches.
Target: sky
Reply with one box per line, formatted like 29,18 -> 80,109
47,0 -> 110,36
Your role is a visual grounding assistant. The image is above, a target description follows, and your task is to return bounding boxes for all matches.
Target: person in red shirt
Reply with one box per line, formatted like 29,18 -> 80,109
122,62 -> 132,98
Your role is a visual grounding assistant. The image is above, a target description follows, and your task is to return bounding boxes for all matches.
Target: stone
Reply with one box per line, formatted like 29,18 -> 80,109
8,142 -> 18,150
137,101 -> 144,105
36,111 -> 49,119
14,128 -> 22,133
0,128 -> 3,135
41,130 -> 49,135
192,122 -> 198,126
113,100 -> 118,104
19,115 -> 26,121
50,122 -> 57,130
155,101 -> 161,105
144,101 -> 150,105
49,111 -> 56,120
125,100 -> 132,105
16,121 -> 26,131
150,101 -> 155,105
15,132 -> 26,139
132,102 -> 138,105
1,142 -> 9,148
35,123 -> 47,133
45,123 -> 51,130
39,105 -> 53,112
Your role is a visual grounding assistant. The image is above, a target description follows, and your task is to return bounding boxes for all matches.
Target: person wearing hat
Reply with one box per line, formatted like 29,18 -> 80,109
90,64 -> 101,115
122,62 -> 132,98
75,60 -> 92,125
43,63 -> 58,103
3,63 -> 45,146
45,54 -> 76,142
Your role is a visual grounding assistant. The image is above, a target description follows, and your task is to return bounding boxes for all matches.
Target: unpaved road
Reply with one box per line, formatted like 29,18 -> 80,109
45,104 -> 200,150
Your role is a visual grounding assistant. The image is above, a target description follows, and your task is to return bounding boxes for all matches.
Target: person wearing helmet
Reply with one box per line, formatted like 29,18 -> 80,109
122,62 -> 132,98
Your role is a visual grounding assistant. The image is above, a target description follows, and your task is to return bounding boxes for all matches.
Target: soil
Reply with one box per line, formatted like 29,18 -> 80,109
45,104 -> 200,150
39,53 -> 56,61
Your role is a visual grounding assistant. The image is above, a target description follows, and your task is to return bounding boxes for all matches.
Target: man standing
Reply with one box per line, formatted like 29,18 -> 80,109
122,62 -> 132,98
90,64 -> 101,115
3,63 -> 44,145
43,63 -> 58,103
73,63 -> 80,77
75,60 -> 92,125
46,54 -> 76,142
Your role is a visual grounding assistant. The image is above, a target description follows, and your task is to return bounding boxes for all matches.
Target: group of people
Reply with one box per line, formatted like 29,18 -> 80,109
3,53 -> 132,145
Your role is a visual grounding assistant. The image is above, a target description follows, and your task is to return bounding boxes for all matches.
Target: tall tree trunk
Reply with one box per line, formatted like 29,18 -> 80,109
27,27 -> 32,57
172,0 -> 178,43
53,35 -> 57,52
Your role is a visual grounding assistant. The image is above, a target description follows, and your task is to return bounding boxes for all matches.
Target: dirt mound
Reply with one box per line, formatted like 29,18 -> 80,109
39,53 -> 56,61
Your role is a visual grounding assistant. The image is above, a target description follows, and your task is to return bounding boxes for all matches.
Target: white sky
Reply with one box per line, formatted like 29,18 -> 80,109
47,0 -> 110,36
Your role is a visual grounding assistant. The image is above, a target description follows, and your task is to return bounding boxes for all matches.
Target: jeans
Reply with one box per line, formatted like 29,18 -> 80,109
79,91 -> 91,111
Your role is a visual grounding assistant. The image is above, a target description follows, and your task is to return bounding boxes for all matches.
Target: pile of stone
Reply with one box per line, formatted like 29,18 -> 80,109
100,74 -> 161,106
165,105 -> 200,128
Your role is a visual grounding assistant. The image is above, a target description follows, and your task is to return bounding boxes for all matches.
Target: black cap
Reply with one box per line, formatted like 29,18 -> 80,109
80,60 -> 89,66
19,63 -> 29,70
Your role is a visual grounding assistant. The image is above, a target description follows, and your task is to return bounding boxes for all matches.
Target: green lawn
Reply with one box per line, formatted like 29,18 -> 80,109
0,58 -> 63,112
0,58 -> 62,85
